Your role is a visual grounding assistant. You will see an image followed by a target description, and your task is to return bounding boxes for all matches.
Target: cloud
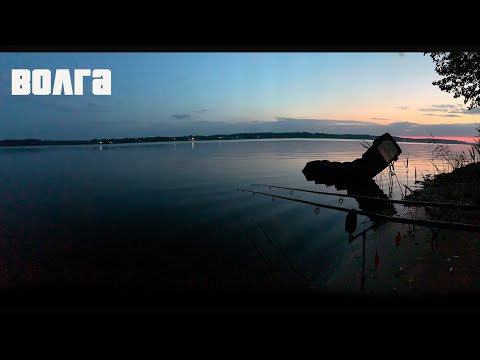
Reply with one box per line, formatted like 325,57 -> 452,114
418,104 -> 465,113
430,104 -> 457,109
418,108 -> 445,112
370,117 -> 390,121
171,109 -> 208,120
4,115 -> 478,141
397,106 -> 408,110
398,53 -> 405,57
421,113 -> 462,118
274,117 -> 374,126
193,108 -> 208,114
147,118 -> 479,141
417,103 -> 480,115
463,107 -> 480,114
171,114 -> 191,120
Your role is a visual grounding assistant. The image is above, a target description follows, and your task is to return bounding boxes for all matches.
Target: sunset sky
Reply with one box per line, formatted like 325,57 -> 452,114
0,52 -> 479,142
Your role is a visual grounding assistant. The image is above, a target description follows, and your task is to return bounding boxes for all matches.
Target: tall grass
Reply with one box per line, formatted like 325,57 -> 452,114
375,126 -> 480,199
428,128 -> 480,174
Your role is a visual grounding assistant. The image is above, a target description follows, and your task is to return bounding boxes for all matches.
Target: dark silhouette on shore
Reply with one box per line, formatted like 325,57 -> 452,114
302,133 -> 402,179
302,133 -> 401,227
302,170 -> 397,227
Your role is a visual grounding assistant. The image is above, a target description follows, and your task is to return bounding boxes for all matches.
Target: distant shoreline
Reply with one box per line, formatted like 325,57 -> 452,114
0,132 -> 474,147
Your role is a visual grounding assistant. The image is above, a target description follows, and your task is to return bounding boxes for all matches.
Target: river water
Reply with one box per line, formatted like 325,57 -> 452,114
0,138 -> 472,290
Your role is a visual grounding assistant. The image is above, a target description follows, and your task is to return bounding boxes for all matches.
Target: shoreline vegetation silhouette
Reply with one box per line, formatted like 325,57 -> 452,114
370,53 -> 480,293
0,132 -> 473,147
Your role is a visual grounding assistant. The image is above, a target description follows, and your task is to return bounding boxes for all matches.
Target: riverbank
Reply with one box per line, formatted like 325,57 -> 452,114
406,162 -> 480,223
326,162 -> 480,295
395,162 -> 480,293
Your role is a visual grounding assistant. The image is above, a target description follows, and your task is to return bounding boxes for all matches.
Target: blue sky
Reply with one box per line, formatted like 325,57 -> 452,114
0,52 -> 479,141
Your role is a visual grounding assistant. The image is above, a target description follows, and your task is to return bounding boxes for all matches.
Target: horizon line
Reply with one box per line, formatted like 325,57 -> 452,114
0,131 -> 477,146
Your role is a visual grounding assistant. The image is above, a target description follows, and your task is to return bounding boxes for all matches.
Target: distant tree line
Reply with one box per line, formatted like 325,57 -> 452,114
0,132 -> 470,147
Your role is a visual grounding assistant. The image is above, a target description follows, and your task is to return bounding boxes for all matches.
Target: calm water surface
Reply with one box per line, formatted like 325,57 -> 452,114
0,139 -> 471,290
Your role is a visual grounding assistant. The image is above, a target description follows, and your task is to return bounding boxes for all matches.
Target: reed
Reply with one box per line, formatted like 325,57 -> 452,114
428,131 -> 480,174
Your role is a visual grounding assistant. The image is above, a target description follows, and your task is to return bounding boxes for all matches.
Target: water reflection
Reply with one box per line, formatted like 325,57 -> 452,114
0,139 -> 472,290
302,165 -> 396,228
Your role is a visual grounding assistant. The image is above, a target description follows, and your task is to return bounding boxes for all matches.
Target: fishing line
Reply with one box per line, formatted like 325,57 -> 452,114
256,222 -> 313,287
389,162 -> 417,232
238,188 -> 480,233
246,230 -> 275,283
235,216 -> 275,284
249,184 -> 480,210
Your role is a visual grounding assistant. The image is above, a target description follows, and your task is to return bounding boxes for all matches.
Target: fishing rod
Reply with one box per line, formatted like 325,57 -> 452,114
238,188 -> 480,233
251,183 -> 480,211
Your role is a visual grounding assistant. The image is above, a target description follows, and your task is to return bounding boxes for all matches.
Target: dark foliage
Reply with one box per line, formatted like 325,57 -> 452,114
428,52 -> 480,110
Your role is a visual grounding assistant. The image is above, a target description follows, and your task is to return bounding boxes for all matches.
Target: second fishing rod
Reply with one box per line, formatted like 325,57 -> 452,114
251,183 -> 480,211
